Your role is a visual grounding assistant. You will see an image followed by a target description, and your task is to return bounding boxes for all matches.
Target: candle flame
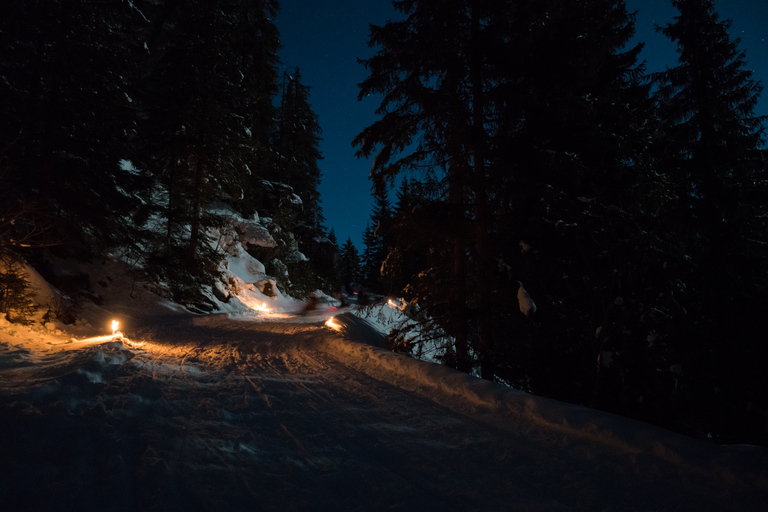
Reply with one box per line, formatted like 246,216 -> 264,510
255,302 -> 270,312
111,320 -> 119,335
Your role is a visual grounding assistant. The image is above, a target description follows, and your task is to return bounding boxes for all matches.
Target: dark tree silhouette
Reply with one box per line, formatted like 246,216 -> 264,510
653,0 -> 768,442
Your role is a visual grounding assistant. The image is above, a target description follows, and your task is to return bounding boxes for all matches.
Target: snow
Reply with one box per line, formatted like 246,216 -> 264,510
118,158 -> 139,174
2,256 -> 767,510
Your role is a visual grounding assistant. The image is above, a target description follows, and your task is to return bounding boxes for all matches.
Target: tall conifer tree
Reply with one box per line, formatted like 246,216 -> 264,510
361,189 -> 392,290
0,0 -> 146,257
355,0 -> 501,373
276,69 -> 325,232
339,238 -> 362,287
653,0 -> 767,441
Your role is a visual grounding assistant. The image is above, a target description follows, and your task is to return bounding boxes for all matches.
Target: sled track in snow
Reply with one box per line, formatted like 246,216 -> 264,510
1,315 -> 766,512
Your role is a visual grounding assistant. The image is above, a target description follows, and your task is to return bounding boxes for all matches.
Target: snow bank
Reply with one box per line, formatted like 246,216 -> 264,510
320,312 -> 768,486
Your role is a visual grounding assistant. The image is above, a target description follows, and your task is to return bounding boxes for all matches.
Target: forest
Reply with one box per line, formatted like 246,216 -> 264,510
2,0 -> 767,447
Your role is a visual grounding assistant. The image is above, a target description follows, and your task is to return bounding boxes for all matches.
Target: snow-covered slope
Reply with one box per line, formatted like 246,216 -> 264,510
1,259 -> 767,511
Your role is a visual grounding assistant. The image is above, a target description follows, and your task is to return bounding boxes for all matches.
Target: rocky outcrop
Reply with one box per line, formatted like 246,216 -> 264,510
211,203 -> 281,263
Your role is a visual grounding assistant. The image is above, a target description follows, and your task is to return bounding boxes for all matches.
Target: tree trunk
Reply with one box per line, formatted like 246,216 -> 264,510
188,155 -> 204,261
450,172 -> 470,373
469,0 -> 494,381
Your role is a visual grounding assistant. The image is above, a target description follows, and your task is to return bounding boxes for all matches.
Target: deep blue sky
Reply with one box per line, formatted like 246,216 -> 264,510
275,0 -> 768,250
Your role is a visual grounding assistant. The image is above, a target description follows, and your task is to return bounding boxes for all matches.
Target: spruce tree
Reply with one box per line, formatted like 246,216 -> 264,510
485,0 -> 662,402
339,238 -> 362,287
361,222 -> 378,288
328,229 -> 339,248
355,0 -> 501,373
0,0 -> 146,258
275,68 -> 325,233
381,177 -> 431,295
361,189 -> 392,291
134,0 -> 280,306
653,0 -> 768,442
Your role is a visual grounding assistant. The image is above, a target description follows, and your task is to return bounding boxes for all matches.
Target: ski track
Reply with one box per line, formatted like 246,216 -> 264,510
1,316 -> 766,512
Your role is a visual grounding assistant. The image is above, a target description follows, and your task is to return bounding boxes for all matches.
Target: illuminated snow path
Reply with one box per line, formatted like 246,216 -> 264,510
1,313 -> 766,511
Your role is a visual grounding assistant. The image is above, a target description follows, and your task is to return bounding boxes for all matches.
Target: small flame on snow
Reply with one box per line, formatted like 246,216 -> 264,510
387,298 -> 406,311
111,320 -> 120,335
255,302 -> 270,312
325,316 -> 341,331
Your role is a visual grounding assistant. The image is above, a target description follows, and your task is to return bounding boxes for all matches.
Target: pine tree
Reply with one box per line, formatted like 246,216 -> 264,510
356,0 -> 669,390
361,189 -> 392,291
394,178 -> 415,215
484,0 -> 663,399
328,229 -> 339,248
339,238 -> 362,287
379,177 -> 431,295
134,0 -> 280,305
0,0 -> 146,258
275,68 -> 325,232
0,257 -> 37,324
654,0 -> 765,288
361,222 -> 378,288
355,0 -> 501,373
653,0 -> 768,442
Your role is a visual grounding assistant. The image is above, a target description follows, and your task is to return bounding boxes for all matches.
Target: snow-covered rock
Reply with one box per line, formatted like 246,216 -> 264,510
517,281 -> 537,317
236,219 -> 276,250
283,251 -> 308,264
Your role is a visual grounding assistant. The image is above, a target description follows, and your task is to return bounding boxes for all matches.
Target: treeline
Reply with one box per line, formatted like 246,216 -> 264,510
357,0 -> 768,445
0,0 -> 330,310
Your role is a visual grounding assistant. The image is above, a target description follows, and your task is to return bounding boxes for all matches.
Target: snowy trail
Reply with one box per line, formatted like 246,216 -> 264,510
2,313 -> 767,511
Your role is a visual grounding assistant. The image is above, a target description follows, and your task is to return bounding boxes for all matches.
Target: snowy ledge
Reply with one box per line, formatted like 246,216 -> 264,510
321,313 -> 768,486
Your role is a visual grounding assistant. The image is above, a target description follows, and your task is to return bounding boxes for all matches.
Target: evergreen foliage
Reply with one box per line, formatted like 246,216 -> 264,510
356,0 -> 655,378
0,256 -> 37,324
132,0 -> 282,305
0,0 -> 330,309
356,0 -> 768,444
339,238 -> 362,286
275,69 -> 326,233
355,0 -> 500,372
0,0 -> 145,258
484,0 -> 665,407
1,0 -> 766,447
361,189 -> 392,290
651,0 -> 768,442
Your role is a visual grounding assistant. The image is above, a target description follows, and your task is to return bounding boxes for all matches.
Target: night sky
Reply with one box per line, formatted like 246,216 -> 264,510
275,0 -> 768,250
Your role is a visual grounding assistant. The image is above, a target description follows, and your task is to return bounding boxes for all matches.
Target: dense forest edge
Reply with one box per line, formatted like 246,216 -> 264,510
2,0 -> 768,447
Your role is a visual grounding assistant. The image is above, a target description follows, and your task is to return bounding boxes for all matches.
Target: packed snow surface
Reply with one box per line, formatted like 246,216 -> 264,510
1,266 -> 767,511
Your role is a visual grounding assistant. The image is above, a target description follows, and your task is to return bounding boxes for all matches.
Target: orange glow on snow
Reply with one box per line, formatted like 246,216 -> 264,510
387,298 -> 406,311
255,302 -> 270,312
325,316 -> 341,331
